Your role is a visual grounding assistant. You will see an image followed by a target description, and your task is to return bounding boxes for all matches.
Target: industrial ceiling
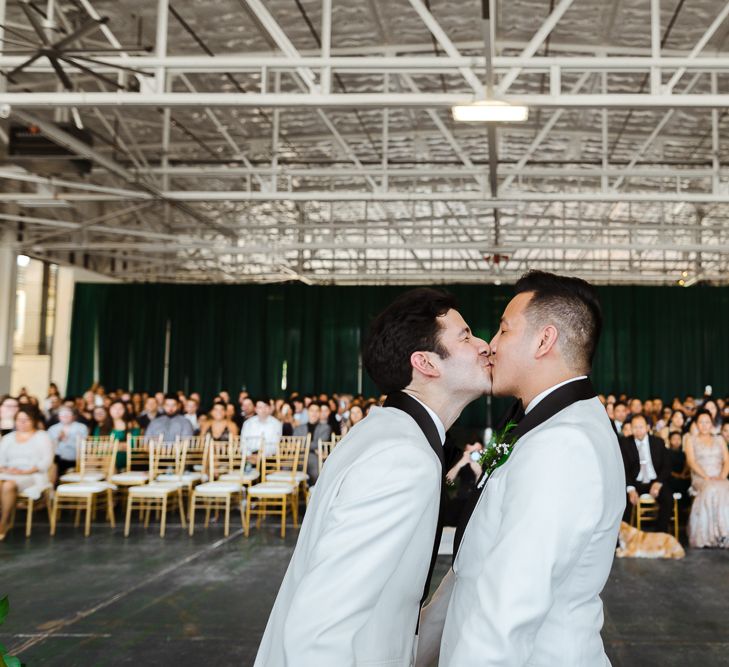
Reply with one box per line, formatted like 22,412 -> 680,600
1,0 -> 729,285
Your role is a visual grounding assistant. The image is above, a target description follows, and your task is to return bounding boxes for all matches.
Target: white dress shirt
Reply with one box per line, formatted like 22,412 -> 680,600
404,392 -> 446,445
626,435 -> 657,493
241,415 -> 283,454
525,376 -> 588,414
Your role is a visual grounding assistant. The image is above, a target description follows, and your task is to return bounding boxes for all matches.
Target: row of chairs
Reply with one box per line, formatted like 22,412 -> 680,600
13,432 -> 343,539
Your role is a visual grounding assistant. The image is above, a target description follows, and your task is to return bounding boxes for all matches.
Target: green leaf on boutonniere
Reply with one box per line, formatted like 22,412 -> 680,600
0,597 -> 8,625
476,420 -> 518,481
4,654 -> 22,667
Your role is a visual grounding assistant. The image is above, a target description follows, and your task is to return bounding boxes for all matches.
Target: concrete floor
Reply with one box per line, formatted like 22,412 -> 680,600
1,516 -> 728,667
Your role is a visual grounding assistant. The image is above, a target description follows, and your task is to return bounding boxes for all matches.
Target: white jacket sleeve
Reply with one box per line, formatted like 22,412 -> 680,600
449,428 -> 602,666
282,445 -> 440,666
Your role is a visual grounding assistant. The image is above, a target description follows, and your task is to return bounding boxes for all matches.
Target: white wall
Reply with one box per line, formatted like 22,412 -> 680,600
11,354 -> 51,399
48,267 -> 119,396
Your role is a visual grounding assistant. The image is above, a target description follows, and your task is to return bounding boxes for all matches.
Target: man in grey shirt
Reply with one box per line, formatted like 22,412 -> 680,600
145,394 -> 194,441
293,402 -> 332,484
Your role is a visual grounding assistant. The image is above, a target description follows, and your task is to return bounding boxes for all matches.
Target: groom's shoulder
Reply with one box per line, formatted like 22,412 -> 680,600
345,407 -> 436,456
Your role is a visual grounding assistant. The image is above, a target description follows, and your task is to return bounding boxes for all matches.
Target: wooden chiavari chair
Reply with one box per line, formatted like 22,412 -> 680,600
317,434 -> 342,477
59,435 -> 117,483
124,440 -> 188,537
217,436 -> 262,488
188,436 -> 245,537
51,439 -> 118,537
244,435 -> 309,538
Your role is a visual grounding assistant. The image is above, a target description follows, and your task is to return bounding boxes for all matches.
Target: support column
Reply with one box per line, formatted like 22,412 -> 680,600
0,230 -> 17,394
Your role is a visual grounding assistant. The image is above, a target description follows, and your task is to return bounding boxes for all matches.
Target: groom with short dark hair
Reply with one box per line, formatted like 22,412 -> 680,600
255,288 -> 492,666
418,271 -> 625,667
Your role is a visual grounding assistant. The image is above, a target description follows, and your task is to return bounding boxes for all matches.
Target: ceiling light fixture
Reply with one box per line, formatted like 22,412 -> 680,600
452,100 -> 529,123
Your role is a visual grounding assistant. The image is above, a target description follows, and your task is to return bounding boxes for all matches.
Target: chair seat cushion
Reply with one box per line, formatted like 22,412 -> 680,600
156,472 -> 205,484
194,482 -> 243,495
111,471 -> 149,484
248,482 -> 296,496
59,472 -> 105,483
57,482 -> 115,495
128,483 -> 182,496
266,471 -> 308,483
219,471 -> 259,483
639,494 -> 657,503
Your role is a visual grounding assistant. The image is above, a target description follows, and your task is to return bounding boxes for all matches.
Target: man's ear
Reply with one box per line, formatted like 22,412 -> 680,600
534,324 -> 559,359
410,351 -> 441,379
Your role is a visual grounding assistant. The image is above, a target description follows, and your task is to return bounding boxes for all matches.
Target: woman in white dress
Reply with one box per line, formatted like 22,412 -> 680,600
0,406 -> 54,539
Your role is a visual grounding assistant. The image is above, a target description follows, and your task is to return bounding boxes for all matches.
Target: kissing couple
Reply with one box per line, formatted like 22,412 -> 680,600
255,271 -> 625,667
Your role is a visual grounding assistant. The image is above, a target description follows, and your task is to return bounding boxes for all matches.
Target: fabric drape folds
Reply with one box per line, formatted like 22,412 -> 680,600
67,283 -> 729,425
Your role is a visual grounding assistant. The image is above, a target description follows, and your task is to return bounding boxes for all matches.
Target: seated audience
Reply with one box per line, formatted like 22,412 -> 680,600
47,407 -> 88,482
612,401 -> 628,436
620,414 -> 673,533
91,406 -> 113,436
145,395 -> 194,441
0,395 -> 19,437
685,410 -> 729,548
293,402 -> 332,484
200,402 -> 239,441
665,431 -> 690,500
443,441 -> 484,526
183,398 -> 201,433
292,397 -> 307,427
721,422 -> 729,446
340,404 -> 364,437
137,396 -> 161,431
241,398 -> 282,456
109,400 -> 141,469
0,406 -> 54,539
659,409 -> 686,442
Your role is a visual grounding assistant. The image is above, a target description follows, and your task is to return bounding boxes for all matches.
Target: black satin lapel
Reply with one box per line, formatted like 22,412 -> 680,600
382,391 -> 445,616
509,378 -> 596,442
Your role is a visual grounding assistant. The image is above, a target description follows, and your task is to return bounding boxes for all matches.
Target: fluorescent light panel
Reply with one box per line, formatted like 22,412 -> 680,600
452,100 -> 529,122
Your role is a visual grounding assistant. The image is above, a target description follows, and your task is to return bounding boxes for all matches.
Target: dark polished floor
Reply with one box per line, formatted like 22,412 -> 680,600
1,515 -> 728,667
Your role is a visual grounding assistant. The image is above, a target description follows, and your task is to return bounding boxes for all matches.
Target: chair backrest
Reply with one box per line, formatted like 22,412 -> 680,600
79,436 -> 119,480
151,440 -> 187,479
317,436 -> 341,475
178,435 -> 207,472
206,434 -> 236,481
126,434 -> 159,473
262,434 -> 309,482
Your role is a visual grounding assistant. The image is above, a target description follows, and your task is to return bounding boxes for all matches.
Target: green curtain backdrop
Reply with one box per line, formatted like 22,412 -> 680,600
67,283 -> 729,427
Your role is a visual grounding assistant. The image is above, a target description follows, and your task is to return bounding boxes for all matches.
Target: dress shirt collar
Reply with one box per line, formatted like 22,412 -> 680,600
525,375 -> 588,414
403,392 -> 446,445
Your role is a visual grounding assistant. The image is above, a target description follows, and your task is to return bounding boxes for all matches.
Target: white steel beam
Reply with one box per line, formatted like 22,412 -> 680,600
495,0 -> 576,95
406,0 -> 485,97
4,92 -> 729,108
4,191 -> 729,203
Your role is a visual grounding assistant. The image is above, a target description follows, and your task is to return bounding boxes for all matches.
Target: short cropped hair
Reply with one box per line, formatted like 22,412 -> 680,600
515,270 -> 602,373
363,288 -> 457,395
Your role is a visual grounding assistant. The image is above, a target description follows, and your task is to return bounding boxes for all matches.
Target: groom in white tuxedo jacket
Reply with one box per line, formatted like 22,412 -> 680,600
417,271 -> 625,667
254,288 -> 492,667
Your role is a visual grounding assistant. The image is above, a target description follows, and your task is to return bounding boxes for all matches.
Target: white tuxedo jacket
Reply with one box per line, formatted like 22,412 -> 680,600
434,397 -> 624,667
254,406 -> 442,667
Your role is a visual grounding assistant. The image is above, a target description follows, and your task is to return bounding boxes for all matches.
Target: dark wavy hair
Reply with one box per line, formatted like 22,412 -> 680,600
362,288 -> 457,395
